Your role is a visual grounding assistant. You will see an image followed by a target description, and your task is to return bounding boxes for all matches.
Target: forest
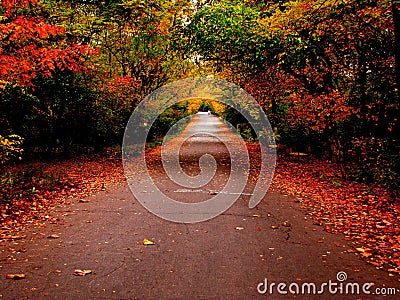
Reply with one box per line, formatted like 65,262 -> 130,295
0,0 -> 399,199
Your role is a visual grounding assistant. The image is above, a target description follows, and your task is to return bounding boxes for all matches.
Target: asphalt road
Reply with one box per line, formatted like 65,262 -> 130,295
1,113 -> 399,299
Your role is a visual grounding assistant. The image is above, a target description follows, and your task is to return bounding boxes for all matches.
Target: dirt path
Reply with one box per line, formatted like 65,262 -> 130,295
1,113 -> 399,299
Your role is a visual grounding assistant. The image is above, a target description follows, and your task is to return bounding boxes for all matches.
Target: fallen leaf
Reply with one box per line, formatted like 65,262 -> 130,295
48,234 -> 60,239
271,225 -> 280,229
6,273 -> 26,280
73,269 -> 92,276
235,226 -> 245,231
143,238 -> 155,245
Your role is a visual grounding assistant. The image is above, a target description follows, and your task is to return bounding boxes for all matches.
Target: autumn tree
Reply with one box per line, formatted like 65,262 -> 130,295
182,0 -> 399,186
0,0 -> 97,155
0,0 -> 93,87
36,0 -> 195,148
260,0 -> 398,180
44,0 -> 193,96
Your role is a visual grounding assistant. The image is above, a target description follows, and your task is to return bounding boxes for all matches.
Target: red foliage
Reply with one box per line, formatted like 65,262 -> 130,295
1,0 -> 37,16
0,0 -> 97,87
286,89 -> 353,132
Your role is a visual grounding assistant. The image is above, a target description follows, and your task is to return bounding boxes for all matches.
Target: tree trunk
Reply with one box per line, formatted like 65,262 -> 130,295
328,136 -> 347,180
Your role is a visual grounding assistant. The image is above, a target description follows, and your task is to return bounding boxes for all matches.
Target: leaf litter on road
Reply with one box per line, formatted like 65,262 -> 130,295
1,151 -> 125,237
247,144 -> 400,279
1,144 -> 399,281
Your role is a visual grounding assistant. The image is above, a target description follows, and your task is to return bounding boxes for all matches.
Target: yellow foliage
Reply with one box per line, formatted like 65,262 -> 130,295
185,98 -> 227,116
258,0 -> 352,38
209,101 -> 226,116
187,98 -> 204,114
0,134 -> 23,165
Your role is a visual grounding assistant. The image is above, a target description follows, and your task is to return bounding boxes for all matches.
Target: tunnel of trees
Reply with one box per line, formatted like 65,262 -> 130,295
1,0 -> 399,191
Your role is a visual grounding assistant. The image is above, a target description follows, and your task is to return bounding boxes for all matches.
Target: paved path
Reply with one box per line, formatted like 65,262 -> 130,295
1,113 -> 399,299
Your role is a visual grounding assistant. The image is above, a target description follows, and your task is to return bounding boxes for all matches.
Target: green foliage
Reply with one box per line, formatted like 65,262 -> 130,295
0,72 -> 100,157
181,0 -> 399,190
221,106 -> 257,141
198,101 -> 212,112
237,123 -> 257,142
181,1 -> 269,74
347,138 -> 400,191
44,0 -> 192,96
148,102 -> 191,142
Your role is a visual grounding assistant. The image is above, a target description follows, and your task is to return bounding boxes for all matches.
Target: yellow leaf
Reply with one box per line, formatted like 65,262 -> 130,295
73,269 -> 92,276
143,238 -> 155,245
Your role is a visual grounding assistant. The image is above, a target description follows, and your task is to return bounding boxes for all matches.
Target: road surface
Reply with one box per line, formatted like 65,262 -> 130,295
1,113 -> 399,299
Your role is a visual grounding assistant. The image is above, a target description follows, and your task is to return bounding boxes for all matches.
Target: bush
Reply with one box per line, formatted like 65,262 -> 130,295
347,137 -> 400,192
0,72 -> 100,157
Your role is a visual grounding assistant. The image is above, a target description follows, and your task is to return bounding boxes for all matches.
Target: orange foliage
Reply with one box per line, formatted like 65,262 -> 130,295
0,0 -> 97,87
